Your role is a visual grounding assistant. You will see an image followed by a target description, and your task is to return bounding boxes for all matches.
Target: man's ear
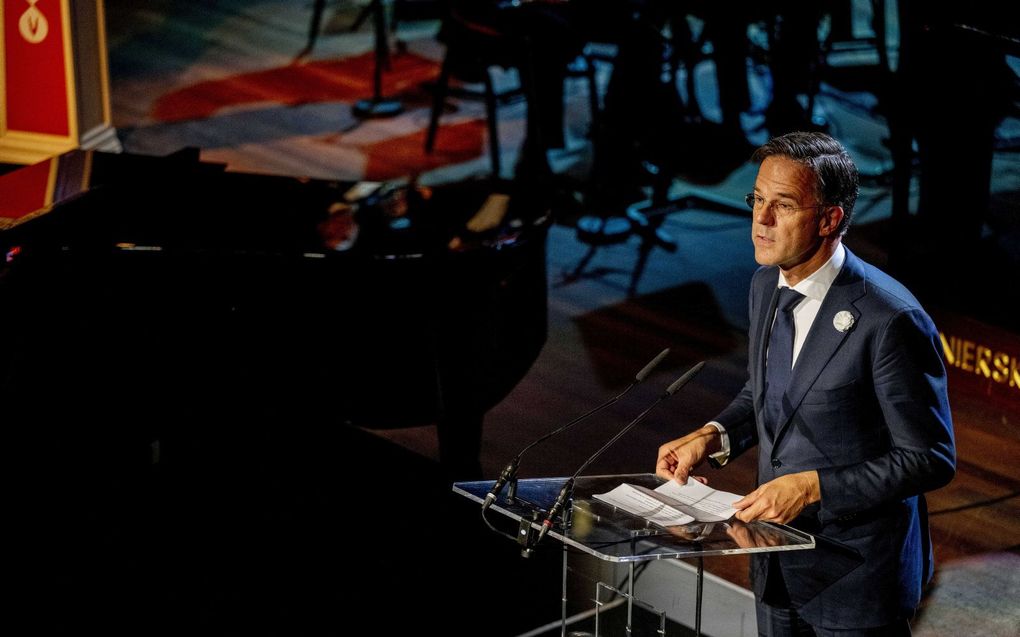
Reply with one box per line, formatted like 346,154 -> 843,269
819,205 -> 844,237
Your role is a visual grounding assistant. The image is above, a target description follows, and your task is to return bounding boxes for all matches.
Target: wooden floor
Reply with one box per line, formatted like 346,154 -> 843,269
91,1 -> 1020,634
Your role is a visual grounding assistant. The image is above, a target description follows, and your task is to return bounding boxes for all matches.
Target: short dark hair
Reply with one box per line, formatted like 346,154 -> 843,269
752,132 -> 859,236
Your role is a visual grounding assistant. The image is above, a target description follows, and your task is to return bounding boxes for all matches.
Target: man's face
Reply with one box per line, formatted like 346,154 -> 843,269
750,156 -> 834,281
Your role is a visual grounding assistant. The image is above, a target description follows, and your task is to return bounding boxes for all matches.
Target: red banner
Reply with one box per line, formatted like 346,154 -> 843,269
3,0 -> 70,136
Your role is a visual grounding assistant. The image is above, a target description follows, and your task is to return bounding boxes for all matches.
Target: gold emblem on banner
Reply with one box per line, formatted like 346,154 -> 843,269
19,0 -> 49,44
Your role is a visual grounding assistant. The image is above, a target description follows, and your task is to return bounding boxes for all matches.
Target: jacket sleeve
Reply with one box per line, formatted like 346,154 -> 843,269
713,380 -> 758,461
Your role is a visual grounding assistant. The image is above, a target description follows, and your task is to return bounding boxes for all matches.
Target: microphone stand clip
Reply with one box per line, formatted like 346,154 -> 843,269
517,509 -> 542,558
529,476 -> 575,551
506,474 -> 520,505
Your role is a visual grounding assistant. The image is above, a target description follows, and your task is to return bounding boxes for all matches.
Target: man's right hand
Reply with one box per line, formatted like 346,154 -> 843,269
655,424 -> 721,484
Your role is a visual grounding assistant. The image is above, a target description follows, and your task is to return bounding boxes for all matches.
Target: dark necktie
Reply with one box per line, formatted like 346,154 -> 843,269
764,287 -> 804,436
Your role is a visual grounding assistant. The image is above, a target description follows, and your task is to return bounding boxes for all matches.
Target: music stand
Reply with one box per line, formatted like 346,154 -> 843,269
455,473 -> 815,637
352,0 -> 404,118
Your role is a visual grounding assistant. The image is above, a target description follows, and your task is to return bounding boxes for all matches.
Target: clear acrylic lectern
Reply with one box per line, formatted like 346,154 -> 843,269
454,473 -> 815,637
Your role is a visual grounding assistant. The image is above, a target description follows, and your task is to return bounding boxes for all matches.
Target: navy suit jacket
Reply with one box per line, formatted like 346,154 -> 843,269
714,247 -> 956,628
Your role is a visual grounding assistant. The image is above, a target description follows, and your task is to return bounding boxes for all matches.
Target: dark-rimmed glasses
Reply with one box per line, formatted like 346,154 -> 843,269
745,193 -> 825,217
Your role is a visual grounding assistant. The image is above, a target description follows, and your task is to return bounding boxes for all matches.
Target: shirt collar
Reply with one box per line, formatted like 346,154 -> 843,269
778,243 -> 846,302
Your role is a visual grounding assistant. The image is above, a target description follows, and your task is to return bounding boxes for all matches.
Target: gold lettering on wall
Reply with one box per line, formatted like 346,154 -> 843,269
961,341 -> 975,372
993,352 -> 1009,384
939,332 -> 1020,393
975,346 -> 992,377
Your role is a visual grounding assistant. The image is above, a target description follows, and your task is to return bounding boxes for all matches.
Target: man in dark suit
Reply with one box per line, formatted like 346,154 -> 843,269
655,132 -> 956,636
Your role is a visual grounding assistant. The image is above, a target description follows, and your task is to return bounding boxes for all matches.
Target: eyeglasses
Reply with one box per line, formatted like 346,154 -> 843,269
744,193 -> 824,217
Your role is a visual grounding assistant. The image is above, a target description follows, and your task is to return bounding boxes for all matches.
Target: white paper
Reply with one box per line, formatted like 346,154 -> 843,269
592,483 -> 697,526
593,479 -> 742,527
652,479 -> 742,521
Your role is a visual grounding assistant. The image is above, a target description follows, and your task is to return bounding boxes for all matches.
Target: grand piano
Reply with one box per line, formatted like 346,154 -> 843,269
1,149 -> 555,633
0,149 -> 550,482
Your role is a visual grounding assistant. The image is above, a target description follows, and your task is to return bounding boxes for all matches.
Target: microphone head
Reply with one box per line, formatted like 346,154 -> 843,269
666,360 -> 705,396
635,348 -> 670,382
636,348 -> 669,383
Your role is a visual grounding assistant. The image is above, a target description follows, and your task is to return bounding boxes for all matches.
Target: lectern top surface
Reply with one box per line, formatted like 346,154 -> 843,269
454,474 -> 815,562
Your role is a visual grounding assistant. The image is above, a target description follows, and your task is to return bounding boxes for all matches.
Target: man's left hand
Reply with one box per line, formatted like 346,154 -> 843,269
732,471 -> 820,524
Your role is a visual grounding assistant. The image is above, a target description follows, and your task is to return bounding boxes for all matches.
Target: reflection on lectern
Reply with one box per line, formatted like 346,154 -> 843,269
725,520 -> 786,549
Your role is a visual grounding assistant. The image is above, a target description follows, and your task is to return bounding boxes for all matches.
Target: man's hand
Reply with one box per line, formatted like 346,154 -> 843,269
732,471 -> 820,524
655,425 -> 721,484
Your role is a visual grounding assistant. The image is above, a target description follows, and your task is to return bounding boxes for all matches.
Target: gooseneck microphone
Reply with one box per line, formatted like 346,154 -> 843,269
481,348 -> 671,513
532,360 -> 706,548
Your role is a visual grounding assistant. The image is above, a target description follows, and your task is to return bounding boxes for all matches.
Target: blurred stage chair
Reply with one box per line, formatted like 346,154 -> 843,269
424,7 -> 601,177
301,0 -> 438,58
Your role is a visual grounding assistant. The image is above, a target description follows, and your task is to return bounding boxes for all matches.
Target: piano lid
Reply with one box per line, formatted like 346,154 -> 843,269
0,149 -> 550,261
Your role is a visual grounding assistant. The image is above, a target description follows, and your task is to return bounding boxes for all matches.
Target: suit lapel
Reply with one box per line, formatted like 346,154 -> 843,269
773,250 -> 867,443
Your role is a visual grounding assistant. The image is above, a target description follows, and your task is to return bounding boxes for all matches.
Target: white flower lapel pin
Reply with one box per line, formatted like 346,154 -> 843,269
833,311 -> 855,333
